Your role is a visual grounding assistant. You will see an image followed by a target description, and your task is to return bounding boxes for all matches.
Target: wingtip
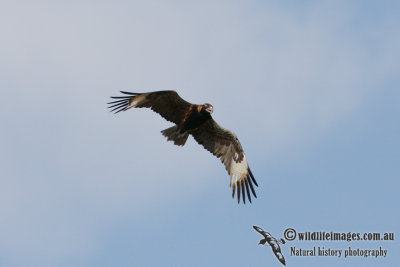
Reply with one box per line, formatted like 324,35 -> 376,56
237,182 -> 241,204
245,179 -> 251,203
232,178 -> 257,204
120,91 -> 139,95
248,168 -> 258,187
248,175 -> 257,198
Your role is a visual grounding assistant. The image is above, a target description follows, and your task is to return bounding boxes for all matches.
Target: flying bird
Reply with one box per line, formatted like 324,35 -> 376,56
107,90 -> 258,203
253,225 -> 286,266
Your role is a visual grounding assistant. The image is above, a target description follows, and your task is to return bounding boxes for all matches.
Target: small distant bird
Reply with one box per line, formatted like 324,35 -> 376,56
253,225 -> 286,266
107,90 -> 258,203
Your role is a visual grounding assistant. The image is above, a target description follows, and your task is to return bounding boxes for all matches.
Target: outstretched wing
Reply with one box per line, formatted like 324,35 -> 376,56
253,226 -> 268,237
191,119 -> 258,203
271,245 -> 286,266
253,226 -> 273,238
107,90 -> 192,124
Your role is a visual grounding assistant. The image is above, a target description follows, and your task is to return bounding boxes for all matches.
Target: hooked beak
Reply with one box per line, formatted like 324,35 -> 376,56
206,106 -> 213,114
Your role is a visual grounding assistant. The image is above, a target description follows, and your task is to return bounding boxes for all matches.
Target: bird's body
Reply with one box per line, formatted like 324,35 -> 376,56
161,103 -> 214,146
108,90 -> 258,203
182,105 -> 213,131
253,226 -> 286,266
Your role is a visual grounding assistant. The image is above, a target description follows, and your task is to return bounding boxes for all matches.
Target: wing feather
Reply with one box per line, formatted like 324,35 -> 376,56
191,119 -> 258,204
253,226 -> 268,237
241,180 -> 246,204
107,90 -> 192,124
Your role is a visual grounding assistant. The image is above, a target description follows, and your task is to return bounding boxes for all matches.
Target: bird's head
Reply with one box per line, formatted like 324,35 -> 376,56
201,103 -> 213,115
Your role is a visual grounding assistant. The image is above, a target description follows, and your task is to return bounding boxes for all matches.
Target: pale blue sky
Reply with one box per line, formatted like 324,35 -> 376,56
0,1 -> 399,266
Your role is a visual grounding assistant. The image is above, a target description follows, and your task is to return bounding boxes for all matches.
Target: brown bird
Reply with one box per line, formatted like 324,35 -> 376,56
107,90 -> 258,203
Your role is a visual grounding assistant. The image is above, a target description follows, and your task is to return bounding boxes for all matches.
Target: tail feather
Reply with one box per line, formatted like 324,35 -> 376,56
161,126 -> 189,146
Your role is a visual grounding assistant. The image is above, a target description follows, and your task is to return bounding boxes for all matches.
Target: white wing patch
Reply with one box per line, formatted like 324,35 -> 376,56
229,154 -> 249,186
129,94 -> 146,107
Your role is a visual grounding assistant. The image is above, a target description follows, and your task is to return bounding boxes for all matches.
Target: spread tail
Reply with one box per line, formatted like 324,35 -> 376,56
161,126 -> 189,146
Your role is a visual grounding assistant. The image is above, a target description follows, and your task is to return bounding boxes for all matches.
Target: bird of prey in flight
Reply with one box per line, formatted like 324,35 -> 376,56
107,90 -> 258,203
253,225 -> 286,265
